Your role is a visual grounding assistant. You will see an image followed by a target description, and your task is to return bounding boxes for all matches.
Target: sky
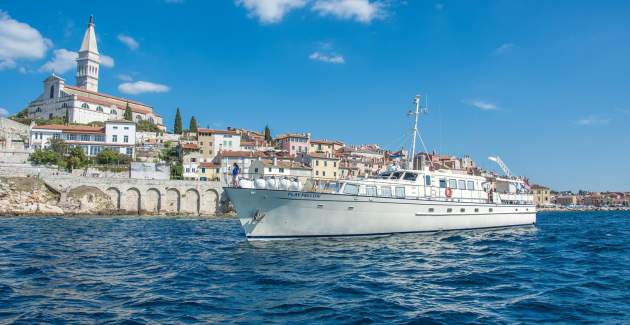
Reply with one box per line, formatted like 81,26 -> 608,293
0,0 -> 629,191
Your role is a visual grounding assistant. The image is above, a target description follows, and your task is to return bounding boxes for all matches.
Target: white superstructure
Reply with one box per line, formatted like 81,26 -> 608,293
225,95 -> 536,240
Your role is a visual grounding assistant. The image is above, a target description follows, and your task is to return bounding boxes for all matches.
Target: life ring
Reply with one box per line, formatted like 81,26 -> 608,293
445,187 -> 453,198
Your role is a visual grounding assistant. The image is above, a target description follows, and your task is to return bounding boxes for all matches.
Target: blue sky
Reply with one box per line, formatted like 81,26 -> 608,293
1,0 -> 629,191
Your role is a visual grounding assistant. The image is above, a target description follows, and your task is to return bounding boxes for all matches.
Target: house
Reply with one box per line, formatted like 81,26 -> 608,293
179,142 -> 201,180
532,184 -> 552,207
197,128 -> 241,162
275,133 -> 310,157
30,120 -> 136,157
302,152 -> 341,181
214,150 -> 266,179
198,162 -> 221,181
309,139 -> 344,156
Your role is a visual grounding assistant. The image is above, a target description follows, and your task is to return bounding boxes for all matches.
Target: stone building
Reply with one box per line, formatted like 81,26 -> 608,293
532,184 -> 552,207
24,16 -> 163,129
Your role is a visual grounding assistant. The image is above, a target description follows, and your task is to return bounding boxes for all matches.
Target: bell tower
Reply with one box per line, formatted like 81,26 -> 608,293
76,15 -> 100,92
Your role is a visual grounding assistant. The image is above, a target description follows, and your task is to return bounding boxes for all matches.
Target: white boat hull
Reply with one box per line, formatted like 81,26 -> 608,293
225,188 -> 536,240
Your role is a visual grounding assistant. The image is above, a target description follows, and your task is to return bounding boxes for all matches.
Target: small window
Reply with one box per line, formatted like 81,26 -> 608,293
447,208 -> 453,213
449,179 -> 457,189
126,148 -> 132,155
110,109 -> 117,115
123,135 -> 129,143
395,187 -> 405,198
113,126 -> 118,130
425,175 -> 431,186
112,135 -> 118,142
81,103 -> 89,109
458,180 -> 466,190
279,168 -> 284,173
439,179 -> 447,188
474,208 -> 479,213
81,135 -> 90,141
467,181 -> 475,191
403,173 -> 418,181
343,183 -> 359,195
489,208 -> 493,212
324,161 -> 327,167
366,186 -> 377,196
460,208 -> 465,213
96,106 -> 103,112
392,171 -> 404,179
381,186 -> 392,197
428,208 -> 434,212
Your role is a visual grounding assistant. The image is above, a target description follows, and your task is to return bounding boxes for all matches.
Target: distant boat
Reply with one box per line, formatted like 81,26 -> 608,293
225,95 -> 536,240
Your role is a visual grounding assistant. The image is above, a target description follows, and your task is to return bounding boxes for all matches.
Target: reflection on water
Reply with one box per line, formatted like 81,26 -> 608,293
0,213 -> 629,323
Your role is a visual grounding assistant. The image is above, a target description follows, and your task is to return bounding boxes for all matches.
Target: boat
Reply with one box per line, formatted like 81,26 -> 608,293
225,95 -> 536,240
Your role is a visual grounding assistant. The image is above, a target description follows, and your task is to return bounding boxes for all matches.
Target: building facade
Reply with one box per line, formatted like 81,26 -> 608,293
276,133 -> 310,157
25,16 -> 163,129
197,128 -> 241,162
30,121 -> 136,157
532,185 -> 552,207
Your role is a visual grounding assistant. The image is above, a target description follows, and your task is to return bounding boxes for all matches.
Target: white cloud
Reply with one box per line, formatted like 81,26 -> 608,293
116,74 -> 133,81
0,107 -> 9,117
312,0 -> 384,23
237,0 -> 307,23
495,43 -> 515,55
0,10 -> 52,70
39,49 -> 77,73
118,81 -> 170,95
463,99 -> 499,111
309,51 -> 345,64
576,115 -> 610,126
117,34 -> 139,50
100,54 -> 115,68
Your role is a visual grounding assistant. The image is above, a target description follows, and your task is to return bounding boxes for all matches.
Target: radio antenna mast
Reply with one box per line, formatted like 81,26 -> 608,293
408,94 -> 429,168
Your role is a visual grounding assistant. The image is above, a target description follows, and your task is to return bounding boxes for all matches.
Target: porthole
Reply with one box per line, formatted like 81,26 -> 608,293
428,208 -> 434,213
460,208 -> 465,213
474,208 -> 479,213
489,208 -> 494,212
447,208 -> 453,213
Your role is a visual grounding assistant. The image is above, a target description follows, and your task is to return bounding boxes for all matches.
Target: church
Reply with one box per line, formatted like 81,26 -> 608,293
25,16 -> 164,130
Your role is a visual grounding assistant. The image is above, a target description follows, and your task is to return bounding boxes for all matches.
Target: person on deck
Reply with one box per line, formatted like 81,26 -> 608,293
232,163 -> 240,186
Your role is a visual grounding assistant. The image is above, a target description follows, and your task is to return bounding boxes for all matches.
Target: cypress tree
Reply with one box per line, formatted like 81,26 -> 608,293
189,116 -> 198,133
264,124 -> 272,142
174,108 -> 183,134
124,103 -> 133,121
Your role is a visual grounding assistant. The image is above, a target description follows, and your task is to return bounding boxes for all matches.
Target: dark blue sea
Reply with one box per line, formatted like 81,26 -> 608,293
1,212 -> 629,324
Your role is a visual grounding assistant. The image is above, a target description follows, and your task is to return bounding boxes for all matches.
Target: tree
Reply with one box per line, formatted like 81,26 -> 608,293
264,124 -> 272,142
124,103 -> 133,121
65,146 -> 88,171
48,138 -> 67,155
96,148 -> 130,165
30,149 -> 61,165
189,116 -> 198,133
136,120 -> 160,132
174,108 -> 183,134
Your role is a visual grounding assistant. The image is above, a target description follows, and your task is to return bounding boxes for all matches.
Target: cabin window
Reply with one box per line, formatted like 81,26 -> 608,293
460,208 -> 465,213
489,208 -> 493,212
366,186 -> 377,197
449,179 -> 457,189
467,181 -> 475,191
447,208 -> 453,213
343,183 -> 359,195
395,187 -> 405,198
458,180 -> 466,190
474,208 -> 479,212
403,172 -> 418,181
391,171 -> 404,179
381,186 -> 392,197
428,208 -> 434,212
439,179 -> 447,188
425,175 -> 431,186
378,172 -> 392,179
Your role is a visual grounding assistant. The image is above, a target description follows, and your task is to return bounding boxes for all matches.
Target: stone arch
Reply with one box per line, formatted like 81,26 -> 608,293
164,188 -> 180,213
106,187 -> 121,210
202,189 -> 219,215
123,188 -> 141,214
181,188 -> 200,215
145,188 -> 161,214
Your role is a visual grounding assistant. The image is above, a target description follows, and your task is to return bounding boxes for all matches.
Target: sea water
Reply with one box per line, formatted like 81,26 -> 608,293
0,212 -> 629,323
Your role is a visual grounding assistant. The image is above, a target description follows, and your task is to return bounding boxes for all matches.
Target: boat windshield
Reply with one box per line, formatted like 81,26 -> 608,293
391,171 -> 404,179
376,172 -> 392,179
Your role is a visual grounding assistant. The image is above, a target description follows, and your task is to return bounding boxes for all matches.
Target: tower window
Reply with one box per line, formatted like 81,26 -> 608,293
81,103 -> 89,109
50,85 -> 55,99
110,109 -> 117,115
96,106 -> 103,112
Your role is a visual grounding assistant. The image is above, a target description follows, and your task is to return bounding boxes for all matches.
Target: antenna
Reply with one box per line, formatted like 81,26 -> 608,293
407,94 -> 429,167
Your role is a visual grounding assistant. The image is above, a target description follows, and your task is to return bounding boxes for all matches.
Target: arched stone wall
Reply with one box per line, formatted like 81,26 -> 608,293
165,188 -> 180,213
145,188 -> 161,213
106,187 -> 121,210
123,188 -> 141,213
202,189 -> 219,215
181,188 -> 200,214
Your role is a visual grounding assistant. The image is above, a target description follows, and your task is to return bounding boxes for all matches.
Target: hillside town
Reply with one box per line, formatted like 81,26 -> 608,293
1,16 -> 628,212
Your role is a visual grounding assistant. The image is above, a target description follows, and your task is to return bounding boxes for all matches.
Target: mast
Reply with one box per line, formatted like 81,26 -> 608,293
410,95 -> 421,166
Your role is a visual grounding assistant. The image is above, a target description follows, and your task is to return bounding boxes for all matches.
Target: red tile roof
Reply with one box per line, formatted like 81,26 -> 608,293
218,150 -> 266,158
181,143 -> 200,150
197,128 -> 239,135
32,124 -> 104,134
